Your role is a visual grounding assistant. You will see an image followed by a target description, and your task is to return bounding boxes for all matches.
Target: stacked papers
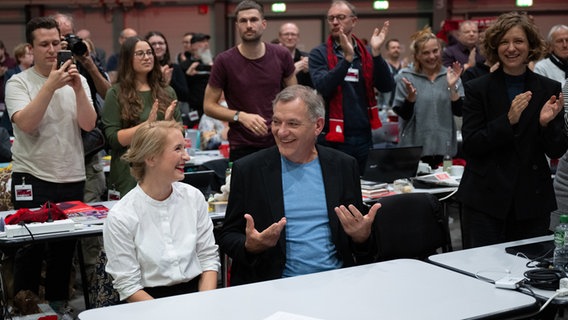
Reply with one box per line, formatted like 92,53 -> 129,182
413,172 -> 460,187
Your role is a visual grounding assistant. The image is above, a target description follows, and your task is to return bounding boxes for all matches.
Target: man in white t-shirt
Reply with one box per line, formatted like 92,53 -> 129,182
5,16 -> 96,315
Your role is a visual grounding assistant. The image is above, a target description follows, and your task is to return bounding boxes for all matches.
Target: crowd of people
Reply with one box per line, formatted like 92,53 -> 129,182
1,0 -> 568,318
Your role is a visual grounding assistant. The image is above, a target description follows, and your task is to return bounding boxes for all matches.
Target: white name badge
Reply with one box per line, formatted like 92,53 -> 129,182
15,184 -> 33,201
344,68 -> 359,82
108,189 -> 121,201
189,110 -> 200,121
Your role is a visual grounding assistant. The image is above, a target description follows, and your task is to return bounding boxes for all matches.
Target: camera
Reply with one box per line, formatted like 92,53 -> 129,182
64,34 -> 88,56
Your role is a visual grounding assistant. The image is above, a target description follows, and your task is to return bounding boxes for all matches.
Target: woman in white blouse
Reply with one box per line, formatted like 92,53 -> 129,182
103,120 -> 220,302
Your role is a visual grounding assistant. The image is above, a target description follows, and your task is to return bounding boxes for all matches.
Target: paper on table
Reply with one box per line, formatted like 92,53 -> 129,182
263,311 -> 324,320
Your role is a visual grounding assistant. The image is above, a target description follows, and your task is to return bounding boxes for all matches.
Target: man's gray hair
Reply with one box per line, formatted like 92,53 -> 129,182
273,85 -> 325,122
548,24 -> 568,43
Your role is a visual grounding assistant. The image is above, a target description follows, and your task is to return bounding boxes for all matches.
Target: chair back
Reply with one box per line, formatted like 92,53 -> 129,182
373,193 -> 450,261
182,170 -> 216,197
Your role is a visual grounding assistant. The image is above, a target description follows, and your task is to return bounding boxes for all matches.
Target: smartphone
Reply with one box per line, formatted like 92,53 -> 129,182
57,50 -> 73,69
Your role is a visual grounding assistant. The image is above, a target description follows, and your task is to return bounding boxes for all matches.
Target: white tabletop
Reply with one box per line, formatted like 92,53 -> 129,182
429,235 -> 568,302
79,259 -> 536,320
0,201 -> 225,242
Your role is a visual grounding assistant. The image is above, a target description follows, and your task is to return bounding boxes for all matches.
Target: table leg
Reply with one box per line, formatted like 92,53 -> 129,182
76,239 -> 91,309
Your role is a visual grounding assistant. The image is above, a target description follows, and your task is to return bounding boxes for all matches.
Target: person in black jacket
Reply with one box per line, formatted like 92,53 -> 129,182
457,12 -> 567,248
0,127 -> 11,162
219,85 -> 380,285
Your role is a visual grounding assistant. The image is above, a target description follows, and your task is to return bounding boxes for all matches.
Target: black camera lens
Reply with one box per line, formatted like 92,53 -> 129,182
65,34 -> 88,56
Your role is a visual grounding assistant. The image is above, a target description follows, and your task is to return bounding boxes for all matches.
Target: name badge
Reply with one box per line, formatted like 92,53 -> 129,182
344,68 -> 359,82
108,189 -> 121,201
189,110 -> 200,121
15,184 -> 33,201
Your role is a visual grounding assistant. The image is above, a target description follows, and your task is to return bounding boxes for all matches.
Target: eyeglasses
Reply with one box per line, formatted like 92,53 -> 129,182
326,14 -> 353,22
150,41 -> 166,47
133,50 -> 154,59
281,33 -> 298,38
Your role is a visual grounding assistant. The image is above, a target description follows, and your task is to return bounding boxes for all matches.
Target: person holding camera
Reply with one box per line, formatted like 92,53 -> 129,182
5,16 -> 97,317
53,13 -> 110,204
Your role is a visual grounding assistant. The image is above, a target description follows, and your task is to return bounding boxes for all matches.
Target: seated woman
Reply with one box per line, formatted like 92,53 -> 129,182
103,120 -> 220,302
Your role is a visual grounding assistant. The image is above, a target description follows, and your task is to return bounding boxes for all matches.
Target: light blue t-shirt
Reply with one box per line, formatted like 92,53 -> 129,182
281,156 -> 342,278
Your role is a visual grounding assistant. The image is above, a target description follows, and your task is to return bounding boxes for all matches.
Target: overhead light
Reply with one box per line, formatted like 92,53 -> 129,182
516,0 -> 533,6
373,0 -> 389,10
271,3 -> 286,13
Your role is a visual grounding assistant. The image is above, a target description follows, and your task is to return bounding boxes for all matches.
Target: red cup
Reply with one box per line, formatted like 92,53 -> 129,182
219,143 -> 230,158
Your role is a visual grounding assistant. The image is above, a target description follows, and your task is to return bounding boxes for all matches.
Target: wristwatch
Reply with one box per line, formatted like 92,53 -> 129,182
233,111 -> 240,123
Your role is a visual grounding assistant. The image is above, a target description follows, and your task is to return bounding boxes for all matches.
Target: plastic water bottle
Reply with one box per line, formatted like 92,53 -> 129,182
225,162 -> 233,177
442,141 -> 452,174
553,214 -> 568,271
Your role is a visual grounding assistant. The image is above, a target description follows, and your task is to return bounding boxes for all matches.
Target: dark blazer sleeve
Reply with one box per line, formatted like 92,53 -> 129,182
219,147 -> 286,285
0,127 -> 11,162
318,146 -> 378,265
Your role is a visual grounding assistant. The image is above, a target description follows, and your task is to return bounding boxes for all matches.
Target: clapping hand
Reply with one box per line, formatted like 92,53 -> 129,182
446,61 -> 463,88
148,99 -> 178,122
337,26 -> 354,62
401,77 -> 417,103
508,91 -> 532,125
370,21 -> 390,57
540,93 -> 564,127
244,214 -> 287,254
160,64 -> 173,85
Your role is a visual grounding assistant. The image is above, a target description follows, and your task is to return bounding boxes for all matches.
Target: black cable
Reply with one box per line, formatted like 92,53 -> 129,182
46,201 -> 53,223
517,247 -> 554,269
523,268 -> 565,291
17,222 -> 34,242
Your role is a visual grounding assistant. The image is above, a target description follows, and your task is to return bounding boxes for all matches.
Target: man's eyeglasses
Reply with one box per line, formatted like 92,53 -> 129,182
326,14 -> 353,22
133,50 -> 154,59
281,33 -> 298,38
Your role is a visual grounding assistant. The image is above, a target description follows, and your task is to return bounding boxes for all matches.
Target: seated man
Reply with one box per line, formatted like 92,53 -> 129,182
219,85 -> 380,285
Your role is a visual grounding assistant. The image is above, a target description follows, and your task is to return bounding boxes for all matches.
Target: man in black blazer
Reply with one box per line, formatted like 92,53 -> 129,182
219,85 -> 380,285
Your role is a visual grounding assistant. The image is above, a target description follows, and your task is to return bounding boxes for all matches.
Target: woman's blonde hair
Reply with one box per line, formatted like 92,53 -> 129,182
121,120 -> 184,182
409,26 -> 440,72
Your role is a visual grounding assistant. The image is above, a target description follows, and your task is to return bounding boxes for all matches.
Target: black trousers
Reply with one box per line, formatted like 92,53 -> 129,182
10,172 -> 85,301
144,276 -> 200,299
461,204 -> 550,249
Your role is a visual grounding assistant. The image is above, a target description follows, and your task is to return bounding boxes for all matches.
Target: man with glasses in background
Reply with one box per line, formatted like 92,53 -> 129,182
309,0 -> 394,173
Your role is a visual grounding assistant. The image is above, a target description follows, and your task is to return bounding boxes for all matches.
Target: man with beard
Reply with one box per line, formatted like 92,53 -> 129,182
204,0 -> 296,162
309,0 -> 394,173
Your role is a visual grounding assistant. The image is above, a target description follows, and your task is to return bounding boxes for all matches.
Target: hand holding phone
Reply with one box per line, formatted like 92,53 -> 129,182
57,50 -> 73,70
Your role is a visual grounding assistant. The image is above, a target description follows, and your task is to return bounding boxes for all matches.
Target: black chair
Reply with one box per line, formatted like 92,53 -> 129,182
373,193 -> 451,261
182,170 -> 216,197
198,158 -> 229,193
